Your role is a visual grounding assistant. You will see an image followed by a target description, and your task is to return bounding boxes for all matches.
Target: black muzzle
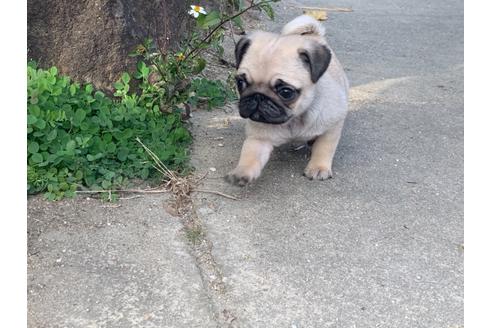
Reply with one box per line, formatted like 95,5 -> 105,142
238,93 -> 291,124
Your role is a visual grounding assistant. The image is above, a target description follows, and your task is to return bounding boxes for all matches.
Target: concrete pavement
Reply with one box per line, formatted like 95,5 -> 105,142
28,195 -> 216,328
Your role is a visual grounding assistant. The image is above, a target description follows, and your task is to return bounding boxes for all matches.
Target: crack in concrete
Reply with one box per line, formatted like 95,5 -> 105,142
177,201 -> 239,327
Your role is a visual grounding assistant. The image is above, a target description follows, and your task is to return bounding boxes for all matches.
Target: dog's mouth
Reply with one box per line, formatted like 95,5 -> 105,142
238,93 -> 292,125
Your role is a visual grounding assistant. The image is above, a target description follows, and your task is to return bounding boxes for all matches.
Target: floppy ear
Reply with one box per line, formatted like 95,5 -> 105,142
235,37 -> 251,69
298,44 -> 332,83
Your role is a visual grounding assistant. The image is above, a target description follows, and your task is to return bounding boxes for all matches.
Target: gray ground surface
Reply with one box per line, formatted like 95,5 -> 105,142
27,195 -> 215,328
28,0 -> 463,327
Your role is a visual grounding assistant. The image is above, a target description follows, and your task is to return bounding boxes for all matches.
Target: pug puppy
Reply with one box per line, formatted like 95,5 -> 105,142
225,15 -> 349,186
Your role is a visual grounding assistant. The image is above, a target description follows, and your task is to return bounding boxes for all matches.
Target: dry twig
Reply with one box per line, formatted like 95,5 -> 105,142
194,189 -> 239,200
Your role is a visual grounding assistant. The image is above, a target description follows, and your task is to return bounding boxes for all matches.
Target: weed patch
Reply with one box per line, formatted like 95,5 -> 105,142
27,62 -> 191,200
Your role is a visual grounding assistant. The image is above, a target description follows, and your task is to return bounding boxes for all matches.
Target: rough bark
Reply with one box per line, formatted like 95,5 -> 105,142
28,0 -> 190,91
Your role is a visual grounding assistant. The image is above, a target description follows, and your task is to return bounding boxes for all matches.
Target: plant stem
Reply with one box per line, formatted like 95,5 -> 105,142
182,0 -> 275,62
151,57 -> 168,83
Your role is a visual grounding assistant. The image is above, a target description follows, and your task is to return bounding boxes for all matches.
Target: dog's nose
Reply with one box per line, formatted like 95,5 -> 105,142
239,93 -> 261,118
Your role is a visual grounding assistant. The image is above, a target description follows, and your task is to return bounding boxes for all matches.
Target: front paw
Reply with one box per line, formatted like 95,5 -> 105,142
303,164 -> 333,181
224,166 -> 260,186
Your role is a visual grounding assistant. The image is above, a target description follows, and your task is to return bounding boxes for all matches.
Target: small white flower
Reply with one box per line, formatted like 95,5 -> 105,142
188,5 -> 207,18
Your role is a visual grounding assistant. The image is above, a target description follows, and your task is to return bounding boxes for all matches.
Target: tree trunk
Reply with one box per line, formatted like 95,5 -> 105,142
27,0 -> 191,92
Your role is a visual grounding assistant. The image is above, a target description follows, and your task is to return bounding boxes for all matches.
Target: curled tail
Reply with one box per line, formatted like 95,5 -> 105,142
281,15 -> 325,37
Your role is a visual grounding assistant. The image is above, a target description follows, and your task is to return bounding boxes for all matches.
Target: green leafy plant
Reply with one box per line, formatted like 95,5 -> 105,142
189,78 -> 237,109
27,61 -> 191,200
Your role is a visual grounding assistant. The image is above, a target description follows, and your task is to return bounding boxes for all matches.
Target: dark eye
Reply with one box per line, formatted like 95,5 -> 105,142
236,78 -> 247,92
277,87 -> 296,101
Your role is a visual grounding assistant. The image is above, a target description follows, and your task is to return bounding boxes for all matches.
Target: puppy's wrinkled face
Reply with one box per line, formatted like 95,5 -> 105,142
236,75 -> 298,124
234,31 -> 331,125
